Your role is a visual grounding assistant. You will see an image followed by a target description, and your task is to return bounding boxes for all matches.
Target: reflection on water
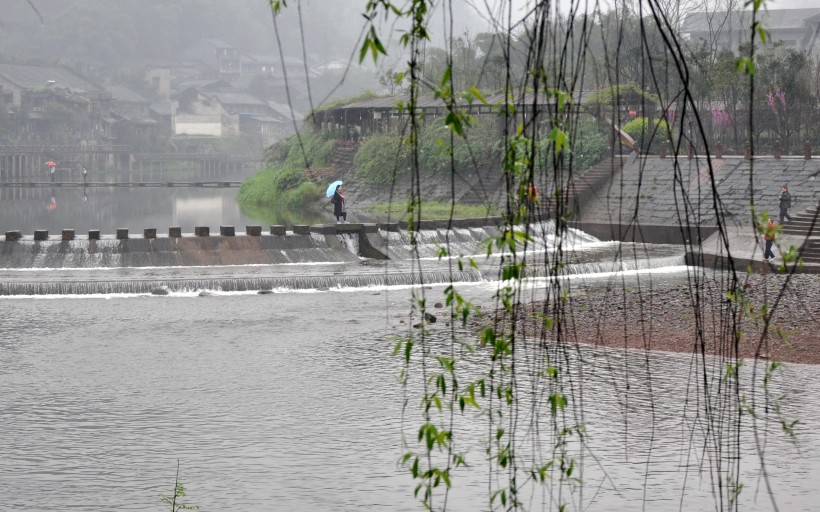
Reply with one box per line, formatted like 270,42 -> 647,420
0,186 -> 257,233
0,186 -> 367,233
0,281 -> 817,511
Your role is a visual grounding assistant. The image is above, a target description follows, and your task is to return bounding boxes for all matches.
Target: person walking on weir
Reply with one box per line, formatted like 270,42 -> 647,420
763,216 -> 777,262
779,184 -> 792,223
331,184 -> 347,223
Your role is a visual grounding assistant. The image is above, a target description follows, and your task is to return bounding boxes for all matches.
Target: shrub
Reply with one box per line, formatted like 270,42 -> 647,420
571,118 -> 608,171
534,118 -> 608,173
280,180 -> 322,210
623,117 -> 671,149
354,133 -> 411,185
242,127 -> 337,211
283,130 -> 335,169
265,129 -> 335,169
238,166 -> 279,205
418,117 -> 499,174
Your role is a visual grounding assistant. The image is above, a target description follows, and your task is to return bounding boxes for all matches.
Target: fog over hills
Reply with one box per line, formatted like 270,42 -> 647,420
3,0 -> 814,76
0,0 -> 494,67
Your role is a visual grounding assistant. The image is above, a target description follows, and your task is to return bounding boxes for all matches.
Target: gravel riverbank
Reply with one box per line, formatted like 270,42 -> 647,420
518,272 -> 820,365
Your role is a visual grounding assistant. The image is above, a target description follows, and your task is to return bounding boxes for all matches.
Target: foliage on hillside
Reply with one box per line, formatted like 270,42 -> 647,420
353,133 -> 412,185
354,115 -> 607,186
238,130 -> 333,210
242,115 -> 608,209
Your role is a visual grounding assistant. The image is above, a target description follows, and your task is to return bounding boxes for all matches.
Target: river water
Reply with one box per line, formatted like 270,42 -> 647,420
0,182 -> 817,510
0,268 -> 817,511
0,186 -> 263,234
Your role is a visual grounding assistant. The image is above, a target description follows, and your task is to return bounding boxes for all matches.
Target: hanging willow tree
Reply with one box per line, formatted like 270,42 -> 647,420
271,0 -> 810,510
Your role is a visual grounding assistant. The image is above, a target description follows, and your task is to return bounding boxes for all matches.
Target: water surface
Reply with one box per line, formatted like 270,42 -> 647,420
0,275 -> 817,511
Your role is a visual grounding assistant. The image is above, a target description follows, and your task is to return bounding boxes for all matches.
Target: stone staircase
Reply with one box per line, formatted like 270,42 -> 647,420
304,141 -> 360,183
538,156 -> 625,217
782,205 -> 820,264
332,141 -> 360,176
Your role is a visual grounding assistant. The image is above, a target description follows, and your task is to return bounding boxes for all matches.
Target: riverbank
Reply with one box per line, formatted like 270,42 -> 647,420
518,273 -> 820,365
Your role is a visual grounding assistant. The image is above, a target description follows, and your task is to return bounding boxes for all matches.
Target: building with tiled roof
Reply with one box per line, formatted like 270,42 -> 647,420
682,8 -> 820,55
0,62 -> 105,107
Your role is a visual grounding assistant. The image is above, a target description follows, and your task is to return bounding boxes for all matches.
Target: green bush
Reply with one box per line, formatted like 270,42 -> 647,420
534,118 -> 607,173
417,117 -> 499,174
265,129 -> 335,168
238,166 -> 279,205
280,180 -> 322,210
571,119 -> 608,171
241,128 -> 335,212
238,163 -> 322,210
623,117 -> 670,149
282,130 -> 335,169
354,133 -> 411,185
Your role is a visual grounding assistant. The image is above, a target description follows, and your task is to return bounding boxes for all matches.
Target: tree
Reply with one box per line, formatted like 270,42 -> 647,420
273,2 -> 799,510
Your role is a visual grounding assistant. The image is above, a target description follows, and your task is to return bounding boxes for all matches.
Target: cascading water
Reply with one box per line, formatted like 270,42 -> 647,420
0,270 -> 485,296
381,225 -> 502,259
0,221 -> 688,296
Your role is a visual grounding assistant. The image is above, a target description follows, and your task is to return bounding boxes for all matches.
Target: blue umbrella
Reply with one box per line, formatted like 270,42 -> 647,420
326,180 -> 343,197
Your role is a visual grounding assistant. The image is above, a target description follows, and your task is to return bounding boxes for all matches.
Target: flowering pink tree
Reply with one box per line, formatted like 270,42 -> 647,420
710,108 -> 732,146
766,88 -> 787,145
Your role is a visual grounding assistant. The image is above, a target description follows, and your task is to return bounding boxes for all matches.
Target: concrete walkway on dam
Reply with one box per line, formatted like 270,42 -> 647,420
696,224 -> 819,274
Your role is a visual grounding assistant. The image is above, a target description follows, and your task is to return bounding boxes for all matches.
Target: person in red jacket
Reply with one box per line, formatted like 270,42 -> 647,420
763,216 -> 776,262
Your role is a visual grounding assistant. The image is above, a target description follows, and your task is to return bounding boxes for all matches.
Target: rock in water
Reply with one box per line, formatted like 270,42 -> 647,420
424,312 -> 437,323
151,288 -> 169,296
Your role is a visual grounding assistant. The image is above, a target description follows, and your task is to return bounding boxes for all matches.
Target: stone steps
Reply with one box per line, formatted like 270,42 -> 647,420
331,144 -> 359,174
777,206 -> 820,263
798,238 -> 820,263
538,156 -> 625,214
781,206 -> 820,236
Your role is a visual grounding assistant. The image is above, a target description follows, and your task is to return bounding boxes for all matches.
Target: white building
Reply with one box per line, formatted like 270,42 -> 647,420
682,8 -> 820,55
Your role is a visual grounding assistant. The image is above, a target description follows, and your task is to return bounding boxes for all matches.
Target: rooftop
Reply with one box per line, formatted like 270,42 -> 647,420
682,8 -> 820,33
0,62 -> 102,94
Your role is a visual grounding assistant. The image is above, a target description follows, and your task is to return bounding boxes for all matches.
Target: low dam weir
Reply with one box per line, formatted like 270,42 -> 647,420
0,219 -> 509,268
0,218 -> 689,296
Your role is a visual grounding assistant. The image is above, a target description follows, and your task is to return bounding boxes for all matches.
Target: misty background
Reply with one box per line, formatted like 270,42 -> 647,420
2,0 -> 816,107
0,0 -> 508,104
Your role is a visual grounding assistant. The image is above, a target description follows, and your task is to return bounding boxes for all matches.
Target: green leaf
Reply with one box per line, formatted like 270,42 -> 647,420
269,0 -> 287,14
757,25 -> 768,44
550,127 -> 569,155
736,57 -> 756,75
548,392 -> 567,414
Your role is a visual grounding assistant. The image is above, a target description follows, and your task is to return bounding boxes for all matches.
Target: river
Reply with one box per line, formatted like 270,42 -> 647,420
0,180 -> 817,510
0,267 -> 817,511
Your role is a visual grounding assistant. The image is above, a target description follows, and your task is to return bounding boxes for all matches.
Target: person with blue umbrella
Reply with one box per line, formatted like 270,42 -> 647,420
328,181 -> 347,223
326,180 -> 343,198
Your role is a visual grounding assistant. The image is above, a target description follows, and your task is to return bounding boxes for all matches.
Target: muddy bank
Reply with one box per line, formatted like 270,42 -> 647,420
517,273 -> 820,365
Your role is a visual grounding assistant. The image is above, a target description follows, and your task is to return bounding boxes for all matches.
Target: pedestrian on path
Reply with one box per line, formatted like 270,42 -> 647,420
763,216 -> 776,262
779,184 -> 792,223
47,160 -> 57,182
331,184 -> 347,223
